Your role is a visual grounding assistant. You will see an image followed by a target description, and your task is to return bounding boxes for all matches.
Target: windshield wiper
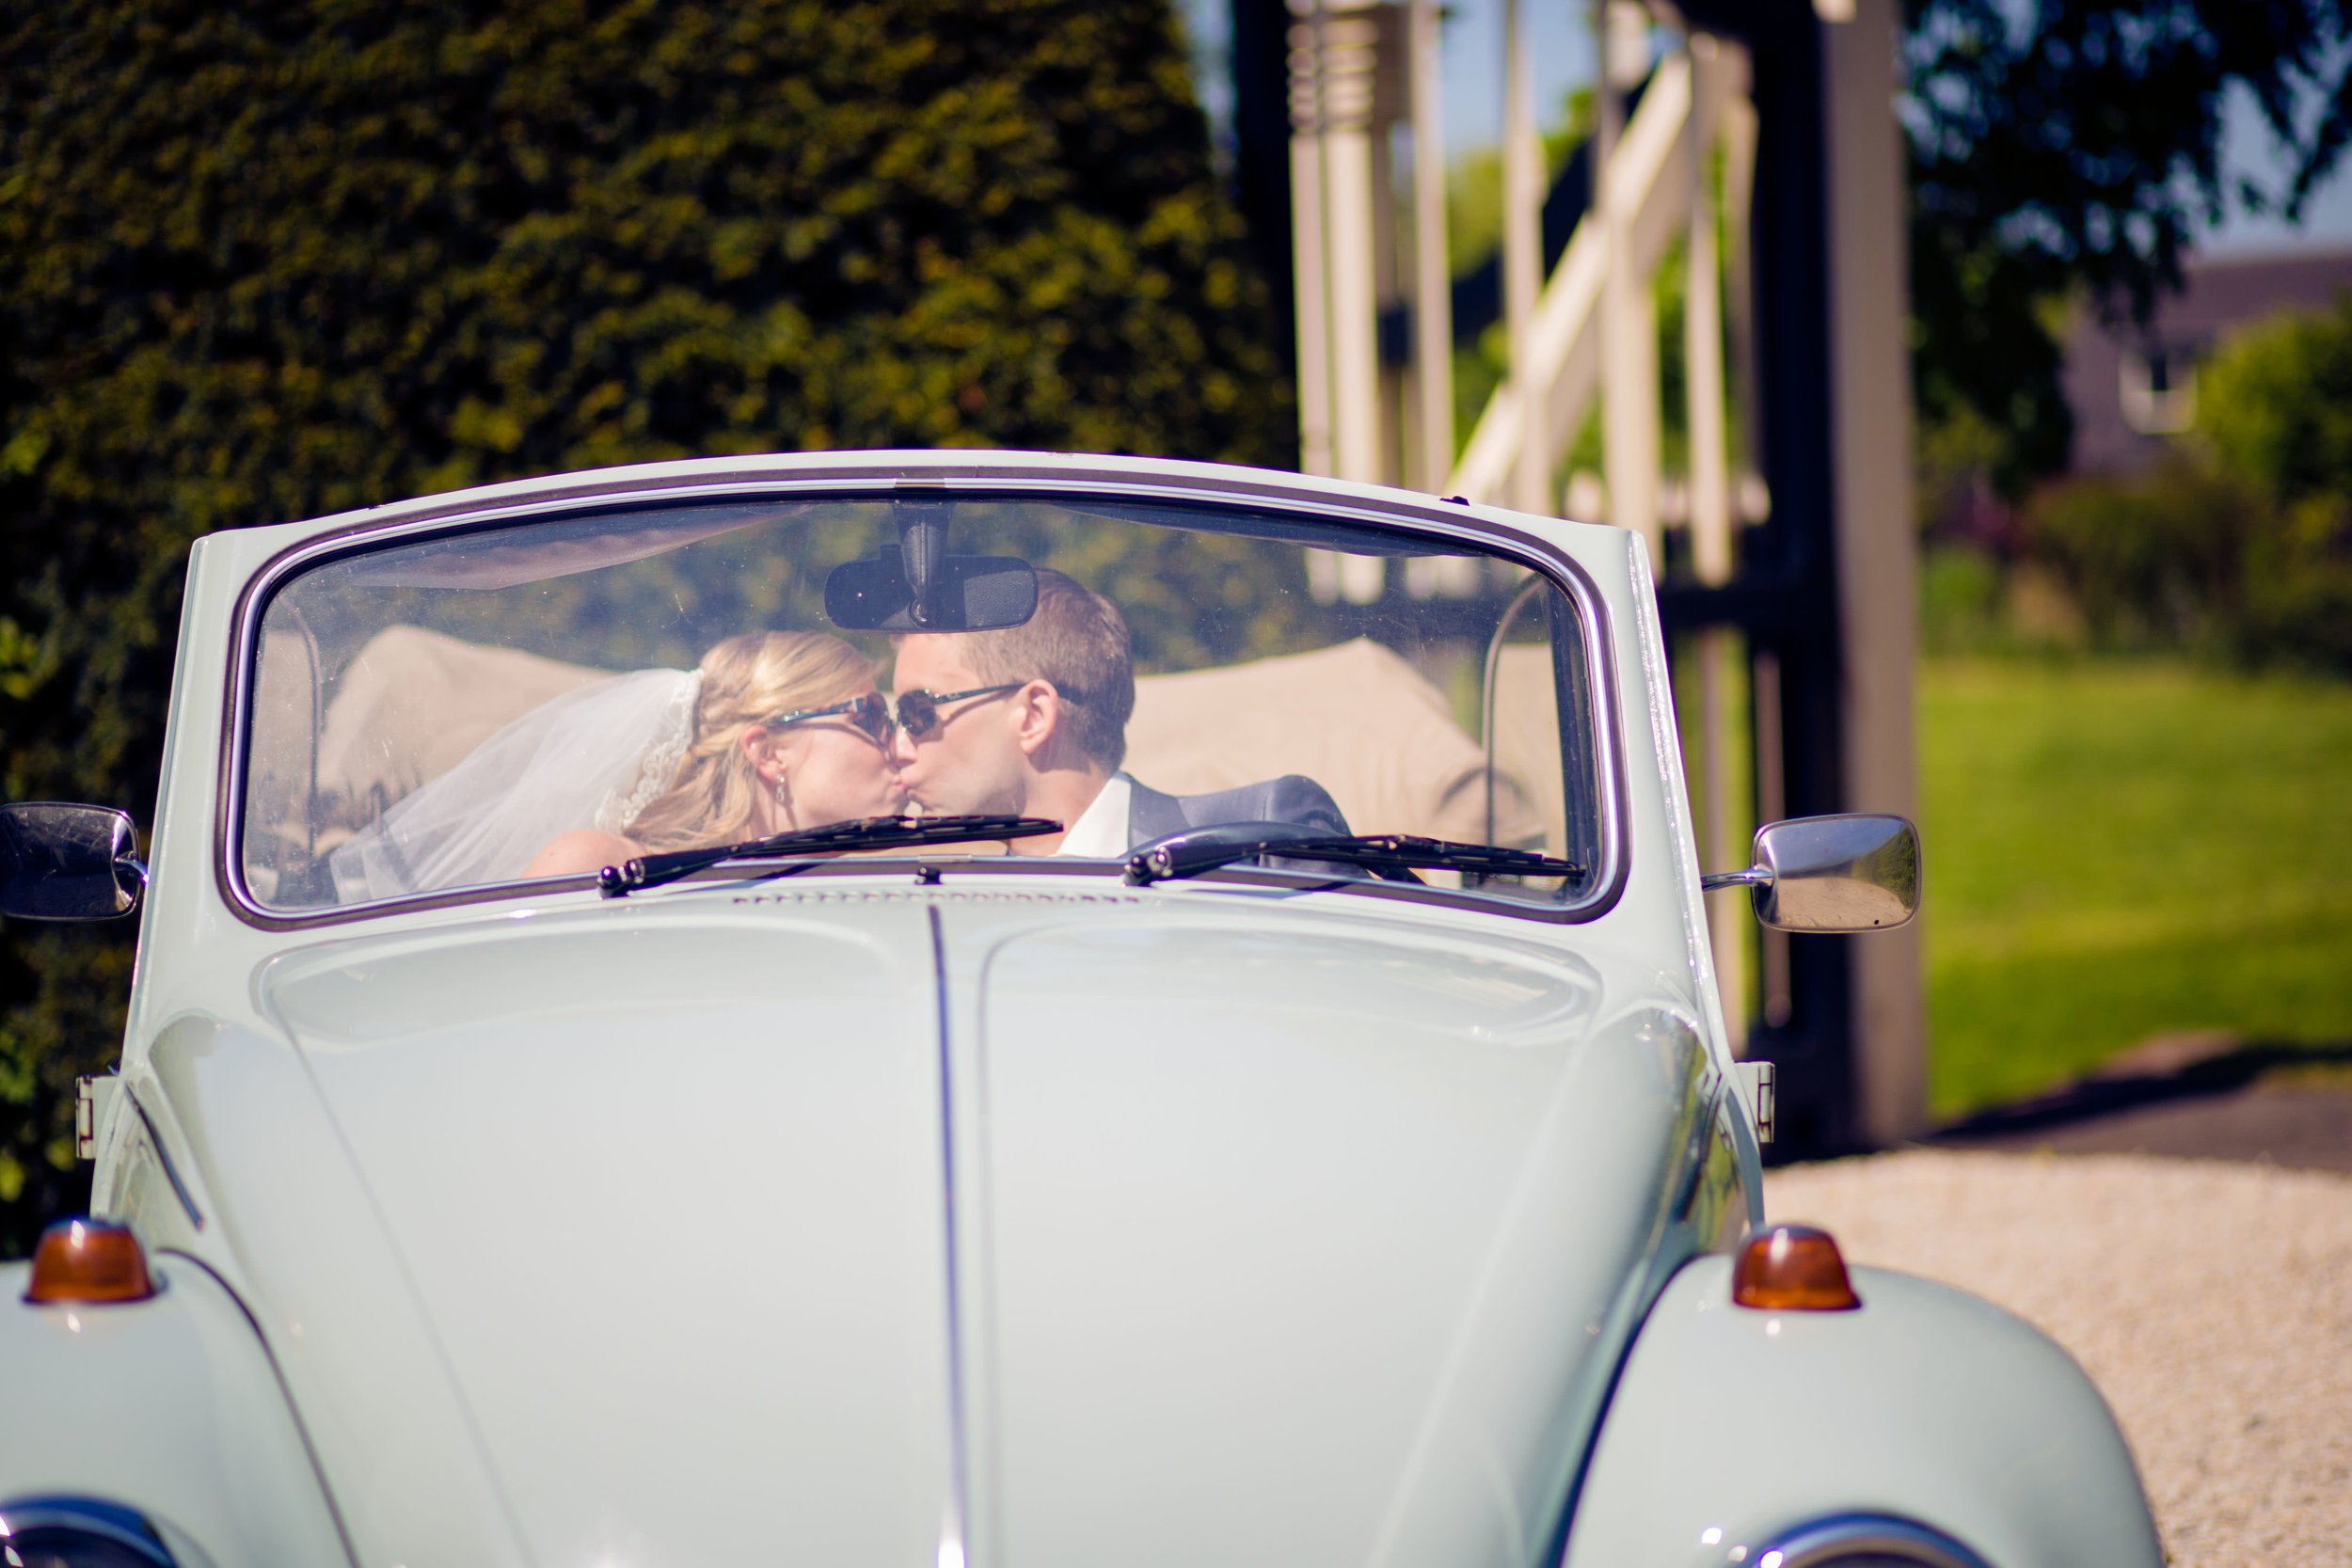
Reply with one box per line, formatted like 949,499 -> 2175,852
1124,829 -> 1586,887
597,815 -> 1064,896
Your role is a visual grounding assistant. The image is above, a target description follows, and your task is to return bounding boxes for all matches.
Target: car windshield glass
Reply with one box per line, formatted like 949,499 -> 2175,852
241,492 -> 1604,912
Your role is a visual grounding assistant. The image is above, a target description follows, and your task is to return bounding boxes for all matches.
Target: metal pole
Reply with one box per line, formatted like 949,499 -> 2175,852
1719,48 -> 1762,521
1684,34 -> 1747,1056
1686,40 -> 1732,594
1408,0 -> 1453,496
1502,0 -> 1547,515
1741,1 -> 1852,1150
1322,10 -> 1384,486
1288,5 -> 1335,480
1599,1 -> 1661,559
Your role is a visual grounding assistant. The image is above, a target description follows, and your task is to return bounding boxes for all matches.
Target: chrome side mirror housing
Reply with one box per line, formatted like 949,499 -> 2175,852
1704,814 -> 1919,933
0,803 -> 148,921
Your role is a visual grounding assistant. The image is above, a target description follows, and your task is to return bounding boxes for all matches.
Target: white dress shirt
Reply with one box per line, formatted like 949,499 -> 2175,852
1053,771 -> 1134,857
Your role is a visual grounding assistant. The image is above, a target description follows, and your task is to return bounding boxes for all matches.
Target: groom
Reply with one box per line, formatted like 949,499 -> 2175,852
887,568 -> 1345,855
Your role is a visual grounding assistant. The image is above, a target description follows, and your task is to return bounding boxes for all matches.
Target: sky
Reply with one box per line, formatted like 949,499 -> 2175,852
2206,79 -> 2352,254
1178,0 -> 2352,259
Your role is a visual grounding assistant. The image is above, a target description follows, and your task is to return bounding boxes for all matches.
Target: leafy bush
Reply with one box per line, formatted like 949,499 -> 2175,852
1917,546 -> 2016,655
2024,460 -> 2252,654
2238,497 -> 2352,672
2197,297 -> 2352,673
2007,298 -> 2352,674
0,0 -> 1284,1252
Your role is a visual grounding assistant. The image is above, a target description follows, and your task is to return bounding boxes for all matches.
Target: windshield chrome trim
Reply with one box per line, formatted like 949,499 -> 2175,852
215,459 -> 1630,931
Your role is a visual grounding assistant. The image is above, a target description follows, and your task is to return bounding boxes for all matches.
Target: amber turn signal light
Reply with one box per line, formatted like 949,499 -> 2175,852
1732,1223 -> 1860,1311
23,1218 -> 156,1306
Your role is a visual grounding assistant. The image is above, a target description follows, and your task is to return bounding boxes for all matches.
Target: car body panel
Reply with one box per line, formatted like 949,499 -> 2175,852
260,906 -> 958,1568
945,901 -> 1688,1566
138,1012 -> 533,1566
0,1252 -> 351,1565
127,879 -> 1722,1568
1563,1257 -> 2165,1568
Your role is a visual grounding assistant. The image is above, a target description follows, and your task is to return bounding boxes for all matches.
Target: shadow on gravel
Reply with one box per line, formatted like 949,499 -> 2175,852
1931,1037 -> 2352,1142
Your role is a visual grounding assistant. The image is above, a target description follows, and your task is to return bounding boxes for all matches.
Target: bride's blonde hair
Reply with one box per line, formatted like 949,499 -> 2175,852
624,631 -> 876,850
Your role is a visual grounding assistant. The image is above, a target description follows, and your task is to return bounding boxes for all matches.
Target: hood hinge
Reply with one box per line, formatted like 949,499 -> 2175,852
1735,1061 -> 1776,1145
75,1075 -> 121,1161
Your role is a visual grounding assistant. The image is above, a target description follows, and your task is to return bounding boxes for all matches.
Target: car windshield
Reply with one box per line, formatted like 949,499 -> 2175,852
239,489 -> 1607,913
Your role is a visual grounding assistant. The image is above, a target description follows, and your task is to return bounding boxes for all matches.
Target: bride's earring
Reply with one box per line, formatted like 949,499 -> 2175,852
772,771 -> 790,822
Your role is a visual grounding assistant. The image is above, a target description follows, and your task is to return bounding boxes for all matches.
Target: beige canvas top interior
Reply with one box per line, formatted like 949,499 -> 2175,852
296,625 -> 1565,853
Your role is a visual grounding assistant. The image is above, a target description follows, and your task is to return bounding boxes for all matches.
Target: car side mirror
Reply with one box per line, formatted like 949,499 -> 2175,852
1703,814 -> 1918,933
0,803 -> 148,920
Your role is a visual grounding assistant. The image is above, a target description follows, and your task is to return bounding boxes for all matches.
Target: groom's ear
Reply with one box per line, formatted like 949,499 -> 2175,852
1008,679 -> 1062,758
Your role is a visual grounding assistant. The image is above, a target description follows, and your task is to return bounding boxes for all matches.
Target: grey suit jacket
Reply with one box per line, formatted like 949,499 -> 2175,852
1122,774 -> 1350,849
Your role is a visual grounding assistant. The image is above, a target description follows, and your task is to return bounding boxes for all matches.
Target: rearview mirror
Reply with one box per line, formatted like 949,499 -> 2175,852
1703,814 -> 1919,933
823,547 -> 1039,632
0,803 -> 148,921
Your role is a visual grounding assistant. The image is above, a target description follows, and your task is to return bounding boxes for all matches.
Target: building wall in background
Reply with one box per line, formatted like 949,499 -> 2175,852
2065,249 -> 2352,476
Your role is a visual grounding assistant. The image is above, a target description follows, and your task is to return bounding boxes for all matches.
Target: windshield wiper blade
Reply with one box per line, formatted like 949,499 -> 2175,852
1124,831 -> 1586,887
598,815 -> 1064,896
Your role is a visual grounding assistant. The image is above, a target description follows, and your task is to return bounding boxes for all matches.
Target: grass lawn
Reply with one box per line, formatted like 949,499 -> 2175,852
1918,657 -> 2352,1117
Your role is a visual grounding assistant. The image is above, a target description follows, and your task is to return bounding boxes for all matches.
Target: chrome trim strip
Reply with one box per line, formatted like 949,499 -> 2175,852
129,1089 -> 204,1232
154,1248 -> 364,1568
925,905 -> 972,1568
1758,1512 -> 1995,1568
213,459 -> 1631,932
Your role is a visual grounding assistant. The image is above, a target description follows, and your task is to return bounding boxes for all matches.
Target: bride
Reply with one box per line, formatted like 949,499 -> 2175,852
328,631 -> 904,901
527,629 -> 905,877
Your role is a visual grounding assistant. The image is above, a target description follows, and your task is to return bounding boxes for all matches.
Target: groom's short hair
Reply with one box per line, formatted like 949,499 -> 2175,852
960,569 -> 1135,770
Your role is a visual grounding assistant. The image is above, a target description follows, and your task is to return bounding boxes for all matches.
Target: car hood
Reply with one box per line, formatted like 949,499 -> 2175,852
251,891 -> 1708,1568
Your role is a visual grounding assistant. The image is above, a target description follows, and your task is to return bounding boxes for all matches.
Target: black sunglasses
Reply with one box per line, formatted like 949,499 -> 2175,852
763,691 -> 895,748
890,682 -> 1025,742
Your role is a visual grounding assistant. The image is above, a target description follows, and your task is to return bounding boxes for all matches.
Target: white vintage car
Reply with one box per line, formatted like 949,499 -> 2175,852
1,453 -> 2157,1568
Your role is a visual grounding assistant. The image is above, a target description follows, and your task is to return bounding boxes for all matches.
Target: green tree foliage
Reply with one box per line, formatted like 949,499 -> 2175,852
1443,89 -> 1595,288
2020,299 -> 2352,673
1904,0 -> 2352,500
0,0 -> 1285,1250
2195,297 -> 2352,669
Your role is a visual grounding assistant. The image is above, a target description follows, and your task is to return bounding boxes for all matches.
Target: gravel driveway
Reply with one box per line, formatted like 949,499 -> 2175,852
1766,1151 -> 2352,1568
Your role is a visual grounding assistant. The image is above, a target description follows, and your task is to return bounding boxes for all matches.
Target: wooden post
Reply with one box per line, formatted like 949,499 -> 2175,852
1822,0 -> 1923,1143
